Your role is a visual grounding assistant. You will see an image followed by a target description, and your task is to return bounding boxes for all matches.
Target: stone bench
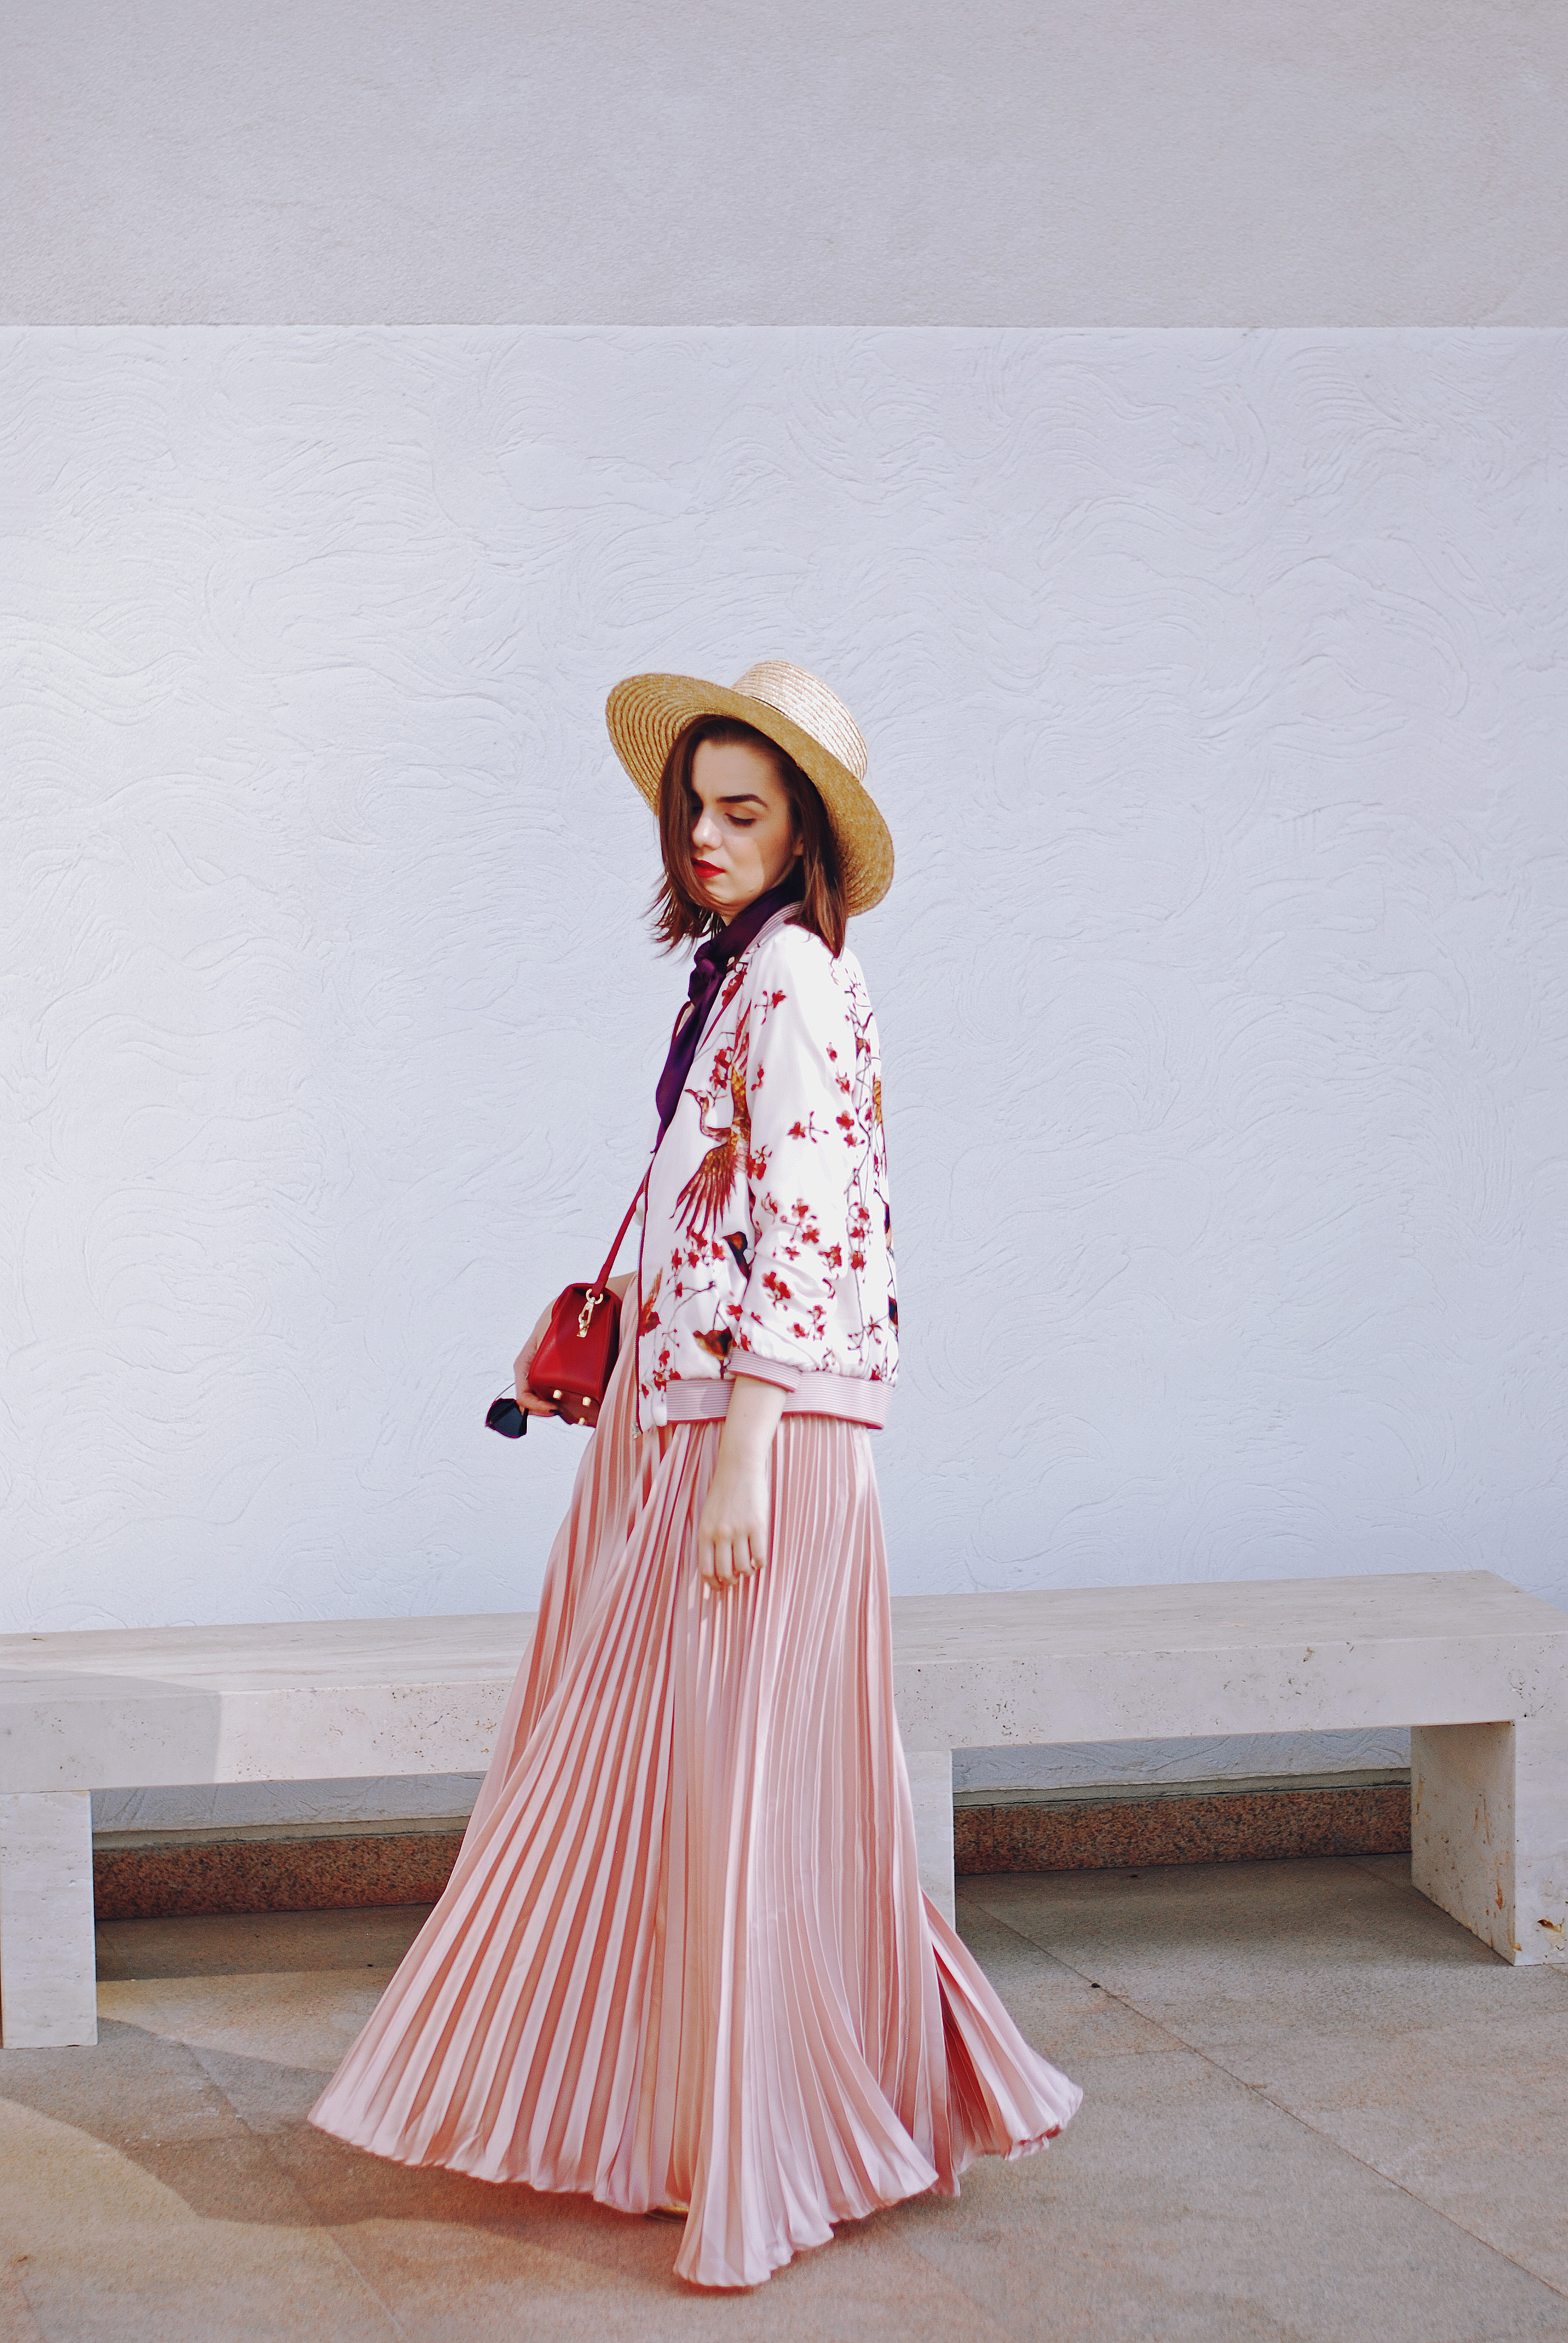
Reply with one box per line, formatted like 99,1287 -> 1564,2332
3,1568 -> 1564,2048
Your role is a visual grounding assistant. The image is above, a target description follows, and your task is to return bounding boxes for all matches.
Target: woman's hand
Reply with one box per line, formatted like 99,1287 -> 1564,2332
696,1374 -> 788,1590
513,1303 -> 563,1416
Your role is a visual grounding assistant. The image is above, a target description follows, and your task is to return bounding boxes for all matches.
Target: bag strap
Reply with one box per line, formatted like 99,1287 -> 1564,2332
590,1173 -> 649,1296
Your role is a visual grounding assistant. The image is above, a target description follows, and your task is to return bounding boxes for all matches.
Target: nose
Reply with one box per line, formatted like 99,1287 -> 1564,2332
691,804 -> 721,851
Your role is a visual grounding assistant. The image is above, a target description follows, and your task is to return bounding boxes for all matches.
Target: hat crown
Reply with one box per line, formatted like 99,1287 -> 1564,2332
733,662 -> 869,784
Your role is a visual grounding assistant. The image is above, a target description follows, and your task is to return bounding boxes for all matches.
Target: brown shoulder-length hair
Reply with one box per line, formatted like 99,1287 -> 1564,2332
650,715 -> 846,957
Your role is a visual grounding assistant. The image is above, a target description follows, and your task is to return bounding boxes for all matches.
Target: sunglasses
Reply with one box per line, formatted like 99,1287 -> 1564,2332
485,1393 -> 530,1439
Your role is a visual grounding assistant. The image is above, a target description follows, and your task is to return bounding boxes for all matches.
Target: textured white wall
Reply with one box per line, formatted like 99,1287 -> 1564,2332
6,0 -> 1567,327
7,328 -> 1567,1660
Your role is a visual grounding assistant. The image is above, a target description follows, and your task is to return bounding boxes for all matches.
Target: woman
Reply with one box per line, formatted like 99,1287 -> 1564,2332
310,661 -> 1081,2289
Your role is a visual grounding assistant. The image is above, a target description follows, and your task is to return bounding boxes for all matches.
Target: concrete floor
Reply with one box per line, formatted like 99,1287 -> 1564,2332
1,1855 -> 1565,2341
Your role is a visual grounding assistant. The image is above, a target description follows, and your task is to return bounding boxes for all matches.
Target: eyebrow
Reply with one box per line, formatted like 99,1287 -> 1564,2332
717,792 -> 767,808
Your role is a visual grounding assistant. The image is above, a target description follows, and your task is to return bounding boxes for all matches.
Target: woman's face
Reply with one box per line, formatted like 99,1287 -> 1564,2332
687,737 -> 799,921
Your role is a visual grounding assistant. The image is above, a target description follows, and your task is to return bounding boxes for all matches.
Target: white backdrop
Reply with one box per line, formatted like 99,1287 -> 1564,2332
9,0 -> 1566,327
5,329 -> 1567,1664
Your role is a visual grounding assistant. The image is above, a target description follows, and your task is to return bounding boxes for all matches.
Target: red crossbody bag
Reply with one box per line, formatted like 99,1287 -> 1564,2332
522,1181 -> 646,1429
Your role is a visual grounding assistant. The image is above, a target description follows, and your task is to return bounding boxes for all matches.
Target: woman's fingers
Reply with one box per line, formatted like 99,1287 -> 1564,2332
514,1355 -> 557,1412
514,1308 -> 565,1413
701,1524 -> 740,1588
700,1524 -> 770,1588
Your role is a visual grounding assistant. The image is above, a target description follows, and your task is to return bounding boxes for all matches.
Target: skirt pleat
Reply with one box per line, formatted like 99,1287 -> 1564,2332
310,1322 -> 1082,2289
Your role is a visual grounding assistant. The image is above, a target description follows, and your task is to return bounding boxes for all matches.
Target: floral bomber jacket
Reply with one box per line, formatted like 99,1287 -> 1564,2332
634,908 -> 898,1430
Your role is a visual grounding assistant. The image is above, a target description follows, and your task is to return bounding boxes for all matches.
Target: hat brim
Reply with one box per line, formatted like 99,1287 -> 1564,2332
605,673 -> 893,917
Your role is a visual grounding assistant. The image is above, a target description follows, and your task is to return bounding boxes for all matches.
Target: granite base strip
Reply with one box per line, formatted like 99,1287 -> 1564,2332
953,1780 -> 1411,1875
93,1780 -> 1413,1919
94,1829 -> 468,1921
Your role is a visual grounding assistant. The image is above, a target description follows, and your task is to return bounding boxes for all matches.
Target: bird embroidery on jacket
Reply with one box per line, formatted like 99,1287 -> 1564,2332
675,1010 -> 751,1239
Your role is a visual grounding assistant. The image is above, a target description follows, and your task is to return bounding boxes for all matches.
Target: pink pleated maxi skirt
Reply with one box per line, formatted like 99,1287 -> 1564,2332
310,1314 -> 1082,2289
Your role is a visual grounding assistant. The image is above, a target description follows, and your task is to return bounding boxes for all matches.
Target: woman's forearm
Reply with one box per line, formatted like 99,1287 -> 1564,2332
716,1372 -> 788,1470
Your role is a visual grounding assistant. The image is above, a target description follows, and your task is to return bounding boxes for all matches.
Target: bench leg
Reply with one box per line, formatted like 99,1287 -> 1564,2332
904,1748 -> 955,1928
1411,1722 -> 1568,1967
0,1792 -> 99,2046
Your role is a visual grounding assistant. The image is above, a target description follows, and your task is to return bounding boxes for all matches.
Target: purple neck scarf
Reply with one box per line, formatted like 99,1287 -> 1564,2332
654,870 -> 805,1143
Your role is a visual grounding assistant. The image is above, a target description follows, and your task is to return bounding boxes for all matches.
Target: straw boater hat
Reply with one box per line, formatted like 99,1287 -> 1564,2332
605,660 -> 893,916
